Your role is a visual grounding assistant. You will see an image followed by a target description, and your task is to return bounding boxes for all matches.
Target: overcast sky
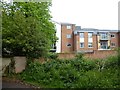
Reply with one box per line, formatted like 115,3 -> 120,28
51,0 -> 119,30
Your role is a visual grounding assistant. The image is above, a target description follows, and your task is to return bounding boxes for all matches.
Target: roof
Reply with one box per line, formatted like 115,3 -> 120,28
75,28 -> 119,32
60,22 -> 76,25
74,28 -> 119,33
75,26 -> 81,30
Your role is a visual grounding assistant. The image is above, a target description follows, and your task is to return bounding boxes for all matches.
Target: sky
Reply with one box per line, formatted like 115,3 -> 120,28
51,0 -> 120,30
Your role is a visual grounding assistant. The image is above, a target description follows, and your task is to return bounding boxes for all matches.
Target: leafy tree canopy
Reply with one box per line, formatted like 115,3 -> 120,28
2,2 -> 57,58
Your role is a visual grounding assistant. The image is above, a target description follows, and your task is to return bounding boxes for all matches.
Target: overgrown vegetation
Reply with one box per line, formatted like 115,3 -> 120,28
19,53 -> 120,88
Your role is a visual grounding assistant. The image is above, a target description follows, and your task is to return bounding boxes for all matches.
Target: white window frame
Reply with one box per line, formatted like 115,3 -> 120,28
80,33 -> 84,38
88,42 -> 93,48
67,25 -> 71,29
88,32 -> 93,38
100,42 -> 108,49
100,33 -> 108,39
80,43 -> 84,48
66,34 -> 71,38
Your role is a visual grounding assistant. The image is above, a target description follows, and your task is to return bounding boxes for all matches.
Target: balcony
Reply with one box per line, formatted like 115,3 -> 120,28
100,46 -> 110,49
100,34 -> 109,40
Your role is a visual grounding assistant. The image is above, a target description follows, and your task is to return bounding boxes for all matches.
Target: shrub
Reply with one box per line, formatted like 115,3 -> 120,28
75,52 -> 84,60
20,55 -> 120,88
47,52 -> 58,60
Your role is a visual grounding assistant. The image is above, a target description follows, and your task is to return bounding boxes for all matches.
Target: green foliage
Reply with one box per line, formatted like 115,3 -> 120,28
47,52 -> 58,60
75,52 -> 84,60
2,2 -> 57,58
20,55 -> 120,88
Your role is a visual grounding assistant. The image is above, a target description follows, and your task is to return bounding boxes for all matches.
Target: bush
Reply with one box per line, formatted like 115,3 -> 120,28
75,52 -> 84,60
20,55 -> 120,88
47,52 -> 58,60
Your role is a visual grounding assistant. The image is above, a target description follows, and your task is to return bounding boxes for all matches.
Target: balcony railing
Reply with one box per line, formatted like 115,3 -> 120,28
100,36 -> 109,40
99,46 -> 110,50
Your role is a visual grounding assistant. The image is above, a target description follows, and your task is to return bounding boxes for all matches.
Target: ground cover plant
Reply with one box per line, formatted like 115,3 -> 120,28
19,53 -> 120,88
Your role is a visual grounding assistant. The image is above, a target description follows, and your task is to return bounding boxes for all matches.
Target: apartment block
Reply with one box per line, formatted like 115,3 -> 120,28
60,23 -> 120,53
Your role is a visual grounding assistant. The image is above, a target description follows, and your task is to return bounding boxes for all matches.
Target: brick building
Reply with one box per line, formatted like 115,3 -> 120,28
60,23 -> 120,53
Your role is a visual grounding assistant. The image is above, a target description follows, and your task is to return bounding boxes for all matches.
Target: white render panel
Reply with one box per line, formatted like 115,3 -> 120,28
80,38 -> 84,42
88,38 -> 93,42
56,24 -> 61,53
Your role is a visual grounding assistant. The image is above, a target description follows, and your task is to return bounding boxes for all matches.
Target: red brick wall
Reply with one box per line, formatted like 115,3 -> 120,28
77,32 -> 98,51
85,50 -> 117,59
118,32 -> 120,47
73,34 -> 79,52
58,50 -> 117,59
110,32 -> 119,48
93,34 -> 98,50
61,24 -> 75,53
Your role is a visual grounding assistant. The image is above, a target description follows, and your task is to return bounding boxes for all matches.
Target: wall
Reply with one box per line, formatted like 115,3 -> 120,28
61,24 -> 75,53
110,32 -> 119,48
2,58 -> 11,75
77,32 -> 98,51
55,23 -> 61,53
85,50 -> 117,59
14,57 -> 26,73
117,32 -> 120,47
58,50 -> 117,59
2,56 -> 26,74
2,50 -> 118,74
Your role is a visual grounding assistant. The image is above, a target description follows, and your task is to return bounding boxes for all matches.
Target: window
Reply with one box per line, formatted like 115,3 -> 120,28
66,34 -> 71,38
100,33 -> 108,39
80,33 -> 84,38
111,43 -> 115,47
88,42 -> 93,48
67,25 -> 71,29
88,32 -> 93,38
111,34 -> 115,38
100,42 -> 108,49
80,43 -> 84,48
66,43 -> 71,47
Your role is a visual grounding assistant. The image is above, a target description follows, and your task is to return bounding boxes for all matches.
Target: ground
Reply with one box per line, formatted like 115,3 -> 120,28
2,77 -> 40,89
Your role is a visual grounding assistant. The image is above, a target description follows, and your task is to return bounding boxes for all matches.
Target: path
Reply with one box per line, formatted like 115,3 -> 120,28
2,77 -> 40,89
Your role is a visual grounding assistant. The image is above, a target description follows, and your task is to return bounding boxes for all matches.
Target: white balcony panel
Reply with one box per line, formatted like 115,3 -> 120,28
80,38 -> 84,42
88,38 -> 93,42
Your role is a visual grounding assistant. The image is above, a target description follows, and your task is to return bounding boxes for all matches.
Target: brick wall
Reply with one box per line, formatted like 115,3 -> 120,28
118,32 -> 120,47
61,24 -> 75,53
58,50 -> 117,59
85,50 -> 117,59
77,32 -> 98,51
110,32 -> 119,48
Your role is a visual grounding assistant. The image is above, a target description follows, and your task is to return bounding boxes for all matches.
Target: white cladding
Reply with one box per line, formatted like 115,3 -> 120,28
55,24 -> 61,53
80,38 -> 84,42
88,38 -> 93,42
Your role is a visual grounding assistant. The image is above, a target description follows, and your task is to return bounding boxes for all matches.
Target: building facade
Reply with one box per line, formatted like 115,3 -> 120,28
60,23 -> 120,53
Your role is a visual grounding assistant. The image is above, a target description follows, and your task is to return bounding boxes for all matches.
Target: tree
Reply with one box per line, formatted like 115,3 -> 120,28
2,2 -> 57,58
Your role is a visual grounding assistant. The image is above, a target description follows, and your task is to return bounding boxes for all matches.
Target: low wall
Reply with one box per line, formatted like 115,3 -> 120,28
2,56 -> 26,74
14,57 -> 26,73
58,50 -> 117,59
2,58 -> 11,75
1,50 -> 117,74
85,50 -> 117,59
